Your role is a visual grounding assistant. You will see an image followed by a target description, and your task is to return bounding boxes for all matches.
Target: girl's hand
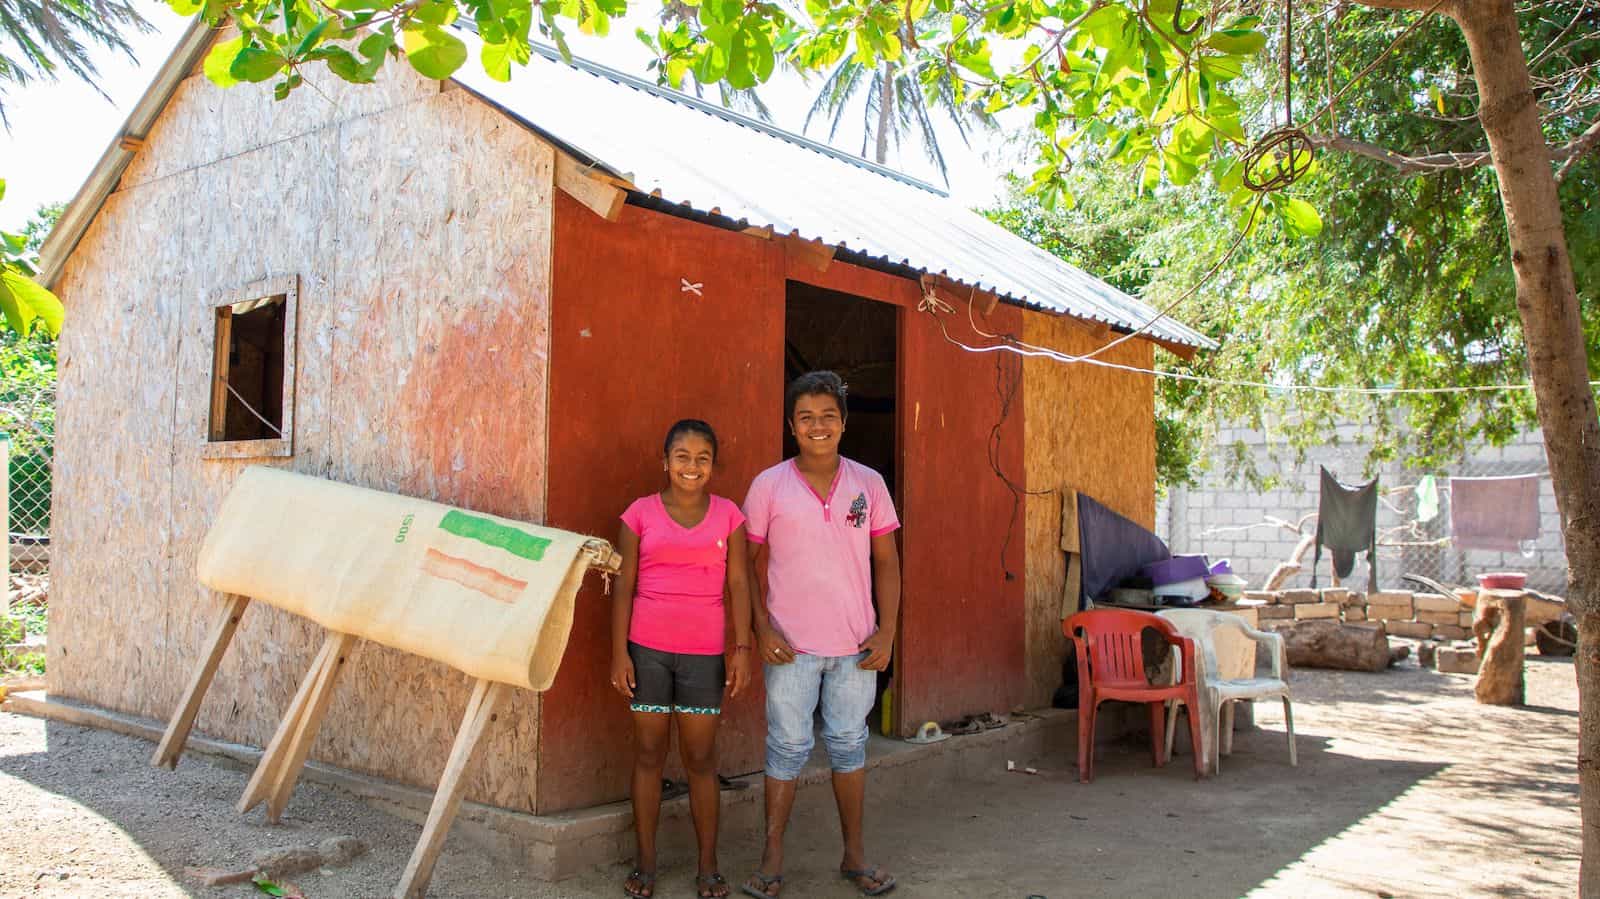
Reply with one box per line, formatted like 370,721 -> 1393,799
726,648 -> 752,697
609,655 -> 636,699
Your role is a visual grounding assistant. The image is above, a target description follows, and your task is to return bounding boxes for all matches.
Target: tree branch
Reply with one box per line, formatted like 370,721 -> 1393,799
1556,116 -> 1600,181
1309,115 -> 1600,178
1350,0 -> 1455,11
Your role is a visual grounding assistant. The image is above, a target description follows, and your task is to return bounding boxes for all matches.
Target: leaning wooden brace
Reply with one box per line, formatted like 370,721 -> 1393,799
153,467 -> 620,897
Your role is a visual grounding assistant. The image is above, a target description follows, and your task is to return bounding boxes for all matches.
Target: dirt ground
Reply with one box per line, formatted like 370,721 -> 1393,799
0,654 -> 1579,898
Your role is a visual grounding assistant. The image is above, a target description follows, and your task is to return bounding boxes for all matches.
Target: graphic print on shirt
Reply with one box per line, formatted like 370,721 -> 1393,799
846,492 -> 868,528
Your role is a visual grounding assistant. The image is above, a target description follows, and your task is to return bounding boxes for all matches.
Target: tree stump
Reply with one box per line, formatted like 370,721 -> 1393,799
1472,588 -> 1526,706
1267,620 -> 1391,672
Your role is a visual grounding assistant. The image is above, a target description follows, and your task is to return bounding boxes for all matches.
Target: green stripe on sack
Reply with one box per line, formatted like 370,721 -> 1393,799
439,510 -> 552,562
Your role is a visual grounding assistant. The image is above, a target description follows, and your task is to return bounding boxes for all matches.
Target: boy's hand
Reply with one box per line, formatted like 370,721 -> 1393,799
858,629 -> 894,670
757,626 -> 797,665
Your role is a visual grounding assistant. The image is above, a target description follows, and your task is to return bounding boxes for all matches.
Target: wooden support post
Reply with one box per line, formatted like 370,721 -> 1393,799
265,632 -> 357,821
393,679 -> 506,899
237,632 -> 356,821
151,594 -> 252,769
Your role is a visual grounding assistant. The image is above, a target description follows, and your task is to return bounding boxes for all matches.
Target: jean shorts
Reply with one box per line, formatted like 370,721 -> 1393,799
764,651 -> 876,781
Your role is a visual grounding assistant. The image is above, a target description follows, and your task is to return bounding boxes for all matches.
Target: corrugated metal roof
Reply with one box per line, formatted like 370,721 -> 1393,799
455,40 -> 1215,350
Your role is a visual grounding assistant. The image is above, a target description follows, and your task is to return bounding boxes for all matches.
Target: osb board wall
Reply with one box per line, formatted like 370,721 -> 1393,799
541,193 -> 785,813
50,65 -> 557,811
1020,312 -> 1158,708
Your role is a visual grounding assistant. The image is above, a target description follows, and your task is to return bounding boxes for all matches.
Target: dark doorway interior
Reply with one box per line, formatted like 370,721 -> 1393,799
783,280 -> 900,733
783,281 -> 898,495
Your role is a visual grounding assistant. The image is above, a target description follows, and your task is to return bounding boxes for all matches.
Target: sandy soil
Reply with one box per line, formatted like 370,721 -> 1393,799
0,654 -> 1579,898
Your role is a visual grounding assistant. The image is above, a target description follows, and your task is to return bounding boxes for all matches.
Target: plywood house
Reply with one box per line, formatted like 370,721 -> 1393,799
38,21 -> 1213,816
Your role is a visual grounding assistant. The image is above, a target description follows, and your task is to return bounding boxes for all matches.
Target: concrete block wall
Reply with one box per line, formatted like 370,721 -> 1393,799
1158,425 -> 1567,595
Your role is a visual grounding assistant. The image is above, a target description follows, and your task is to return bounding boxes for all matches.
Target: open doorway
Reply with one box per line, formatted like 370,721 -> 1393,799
784,280 -> 900,733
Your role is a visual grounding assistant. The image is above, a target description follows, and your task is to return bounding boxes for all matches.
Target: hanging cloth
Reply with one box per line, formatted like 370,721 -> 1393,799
1450,474 -> 1541,553
1312,467 -> 1379,589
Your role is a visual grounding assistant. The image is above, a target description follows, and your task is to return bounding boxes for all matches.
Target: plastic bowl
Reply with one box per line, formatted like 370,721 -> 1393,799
1477,571 -> 1527,590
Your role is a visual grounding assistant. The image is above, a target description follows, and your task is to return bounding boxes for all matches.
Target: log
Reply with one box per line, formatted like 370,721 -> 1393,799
1473,589 -> 1526,706
1266,620 -> 1392,672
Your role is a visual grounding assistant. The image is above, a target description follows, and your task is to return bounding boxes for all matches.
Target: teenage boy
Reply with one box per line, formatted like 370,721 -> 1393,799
740,370 -> 900,898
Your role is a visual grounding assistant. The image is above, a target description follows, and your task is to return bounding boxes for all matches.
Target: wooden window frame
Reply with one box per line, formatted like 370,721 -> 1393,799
202,275 -> 298,460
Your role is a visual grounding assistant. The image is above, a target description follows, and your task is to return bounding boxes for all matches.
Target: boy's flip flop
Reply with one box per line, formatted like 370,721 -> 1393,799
841,865 -> 896,895
623,869 -> 656,898
739,872 -> 783,898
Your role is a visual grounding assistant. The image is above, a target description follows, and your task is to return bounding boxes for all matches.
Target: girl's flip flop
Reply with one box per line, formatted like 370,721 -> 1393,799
840,865 -> 896,896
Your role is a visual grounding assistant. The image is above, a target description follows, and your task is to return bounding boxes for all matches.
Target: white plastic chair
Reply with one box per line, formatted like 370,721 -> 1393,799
1157,609 -> 1297,774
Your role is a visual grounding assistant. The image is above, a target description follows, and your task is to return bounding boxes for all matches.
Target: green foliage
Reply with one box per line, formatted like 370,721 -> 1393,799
0,184 -> 65,337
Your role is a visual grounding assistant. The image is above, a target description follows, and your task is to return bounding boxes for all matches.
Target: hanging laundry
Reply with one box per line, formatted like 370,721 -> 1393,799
1415,474 -> 1439,523
1450,474 -> 1541,553
1312,467 -> 1379,589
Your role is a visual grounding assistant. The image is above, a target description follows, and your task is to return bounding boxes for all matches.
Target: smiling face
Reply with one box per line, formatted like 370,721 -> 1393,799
664,432 -> 715,495
789,392 -> 845,460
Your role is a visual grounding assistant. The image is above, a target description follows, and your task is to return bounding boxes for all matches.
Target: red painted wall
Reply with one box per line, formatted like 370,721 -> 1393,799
541,194 -> 785,813
542,195 -> 1030,811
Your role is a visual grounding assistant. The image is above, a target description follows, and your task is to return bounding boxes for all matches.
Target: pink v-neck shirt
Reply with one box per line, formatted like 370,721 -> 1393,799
743,457 -> 900,656
621,493 -> 745,655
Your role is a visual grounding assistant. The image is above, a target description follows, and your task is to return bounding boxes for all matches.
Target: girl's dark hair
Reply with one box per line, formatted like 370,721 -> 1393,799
785,370 -> 848,420
663,419 -> 718,459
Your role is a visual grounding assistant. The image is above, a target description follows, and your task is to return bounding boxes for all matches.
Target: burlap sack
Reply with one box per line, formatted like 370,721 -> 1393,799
197,466 -> 614,690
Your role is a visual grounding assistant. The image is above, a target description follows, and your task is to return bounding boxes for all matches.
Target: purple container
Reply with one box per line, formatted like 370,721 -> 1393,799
1140,555 -> 1211,587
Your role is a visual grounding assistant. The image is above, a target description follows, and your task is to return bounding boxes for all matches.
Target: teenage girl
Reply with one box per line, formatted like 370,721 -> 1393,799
611,419 -> 754,899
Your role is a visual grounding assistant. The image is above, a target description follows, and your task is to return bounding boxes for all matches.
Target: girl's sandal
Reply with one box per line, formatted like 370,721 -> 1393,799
739,871 -> 783,898
623,869 -> 656,898
696,872 -> 731,898
840,865 -> 897,896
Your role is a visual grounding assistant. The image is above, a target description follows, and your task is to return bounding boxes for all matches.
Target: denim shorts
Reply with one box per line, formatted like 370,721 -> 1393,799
628,641 -> 725,715
764,651 -> 876,781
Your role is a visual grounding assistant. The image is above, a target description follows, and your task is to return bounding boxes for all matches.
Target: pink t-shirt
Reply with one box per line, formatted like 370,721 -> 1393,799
743,457 -> 900,657
621,493 -> 745,655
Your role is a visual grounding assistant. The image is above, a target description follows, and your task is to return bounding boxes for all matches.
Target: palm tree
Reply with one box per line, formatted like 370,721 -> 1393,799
803,18 -> 994,183
0,0 -> 152,123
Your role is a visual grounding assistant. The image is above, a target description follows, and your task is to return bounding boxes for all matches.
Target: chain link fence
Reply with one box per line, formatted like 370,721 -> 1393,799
1161,424 -> 1567,597
4,379 -> 53,574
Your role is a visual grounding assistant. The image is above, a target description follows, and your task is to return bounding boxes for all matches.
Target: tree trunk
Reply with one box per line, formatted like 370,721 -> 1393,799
875,61 -> 895,165
1451,1 -> 1600,891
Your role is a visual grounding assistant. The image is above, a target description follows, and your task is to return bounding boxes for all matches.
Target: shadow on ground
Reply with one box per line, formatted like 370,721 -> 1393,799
0,656 -> 1580,898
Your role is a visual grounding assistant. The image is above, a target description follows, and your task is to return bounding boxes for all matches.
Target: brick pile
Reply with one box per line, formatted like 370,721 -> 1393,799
1232,588 -> 1474,641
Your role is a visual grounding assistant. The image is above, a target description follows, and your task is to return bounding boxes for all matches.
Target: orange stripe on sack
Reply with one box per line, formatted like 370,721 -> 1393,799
421,547 -> 529,604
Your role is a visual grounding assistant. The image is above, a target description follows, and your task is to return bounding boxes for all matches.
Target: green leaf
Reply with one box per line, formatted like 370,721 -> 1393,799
251,873 -> 287,898
1429,84 -> 1444,115
412,0 -> 458,26
746,24 -> 774,82
0,178 -> 7,203
231,46 -> 286,83
482,39 -> 514,81
694,42 -> 728,83
402,25 -> 468,80
204,36 -> 246,87
168,0 -> 204,14
1197,54 -> 1243,82
0,270 -> 64,337
1202,29 -> 1266,55
1078,5 -> 1126,50
1280,196 -> 1323,237
291,17 -> 333,57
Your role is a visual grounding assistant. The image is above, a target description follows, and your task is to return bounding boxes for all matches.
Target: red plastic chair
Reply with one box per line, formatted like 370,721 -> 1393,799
1063,608 -> 1206,783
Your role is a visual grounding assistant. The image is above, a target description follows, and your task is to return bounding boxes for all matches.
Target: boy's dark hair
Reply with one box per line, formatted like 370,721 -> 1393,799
663,419 -> 718,459
785,370 -> 848,420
